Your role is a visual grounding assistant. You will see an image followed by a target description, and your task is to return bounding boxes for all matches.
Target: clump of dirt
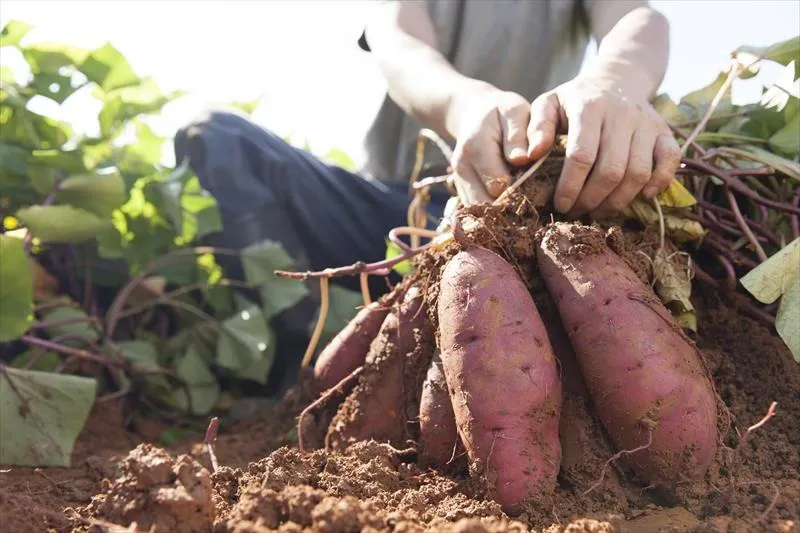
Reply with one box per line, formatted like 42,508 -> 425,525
70,444 -> 214,533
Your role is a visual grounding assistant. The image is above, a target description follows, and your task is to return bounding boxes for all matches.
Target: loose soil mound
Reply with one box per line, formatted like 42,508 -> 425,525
1,167 -> 798,533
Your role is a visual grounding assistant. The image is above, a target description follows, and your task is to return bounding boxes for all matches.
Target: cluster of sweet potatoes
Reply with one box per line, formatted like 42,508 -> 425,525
310,219 -> 720,515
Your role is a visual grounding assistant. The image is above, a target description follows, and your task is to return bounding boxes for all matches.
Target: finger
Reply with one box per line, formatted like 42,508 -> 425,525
527,92 -> 561,160
554,99 -> 603,214
452,155 -> 494,205
459,136 -> 512,199
569,106 -> 636,217
642,132 -> 681,199
500,101 -> 531,166
594,127 -> 656,216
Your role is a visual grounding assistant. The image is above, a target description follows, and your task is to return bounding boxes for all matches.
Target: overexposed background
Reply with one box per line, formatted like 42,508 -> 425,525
1,0 -> 798,167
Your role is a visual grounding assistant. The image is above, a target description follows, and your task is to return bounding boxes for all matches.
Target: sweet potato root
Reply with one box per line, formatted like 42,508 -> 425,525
536,221 -> 718,489
326,286 -> 429,448
418,350 -> 463,469
437,246 -> 562,514
313,291 -> 400,392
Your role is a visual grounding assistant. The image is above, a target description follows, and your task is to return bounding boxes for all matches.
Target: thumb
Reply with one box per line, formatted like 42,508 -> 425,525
527,92 -> 561,159
500,100 -> 532,166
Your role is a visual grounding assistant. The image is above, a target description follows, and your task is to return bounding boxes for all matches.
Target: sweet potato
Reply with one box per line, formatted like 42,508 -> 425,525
418,350 -> 463,469
536,222 -> 718,488
437,246 -> 562,514
313,291 -> 399,391
326,287 -> 429,448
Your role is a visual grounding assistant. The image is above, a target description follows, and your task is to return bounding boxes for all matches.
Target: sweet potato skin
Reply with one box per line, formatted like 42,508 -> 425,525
437,246 -> 562,514
418,351 -> 462,469
326,287 -> 428,448
313,300 -> 392,391
536,222 -> 718,488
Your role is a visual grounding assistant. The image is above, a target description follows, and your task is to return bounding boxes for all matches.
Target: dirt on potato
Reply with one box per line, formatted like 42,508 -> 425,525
1,168 -> 798,533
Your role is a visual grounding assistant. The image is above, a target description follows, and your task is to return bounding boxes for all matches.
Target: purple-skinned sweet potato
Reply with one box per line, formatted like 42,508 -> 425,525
326,286 -> 430,448
437,246 -> 562,514
313,290 -> 400,392
418,350 -> 463,469
536,221 -> 718,489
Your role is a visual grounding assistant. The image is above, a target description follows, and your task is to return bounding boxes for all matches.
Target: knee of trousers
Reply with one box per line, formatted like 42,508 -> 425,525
174,109 -> 285,211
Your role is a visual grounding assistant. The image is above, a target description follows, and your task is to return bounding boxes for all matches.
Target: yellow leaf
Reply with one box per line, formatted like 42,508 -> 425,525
625,199 -> 706,243
657,179 -> 697,208
652,250 -> 697,332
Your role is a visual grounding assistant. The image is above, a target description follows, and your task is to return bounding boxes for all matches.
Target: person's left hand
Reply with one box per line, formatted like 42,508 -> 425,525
526,76 -> 681,218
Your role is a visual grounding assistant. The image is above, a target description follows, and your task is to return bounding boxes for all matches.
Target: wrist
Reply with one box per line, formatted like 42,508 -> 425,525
580,60 -> 657,104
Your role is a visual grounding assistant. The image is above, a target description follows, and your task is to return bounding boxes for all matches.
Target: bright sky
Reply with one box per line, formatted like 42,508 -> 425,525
1,0 -> 798,167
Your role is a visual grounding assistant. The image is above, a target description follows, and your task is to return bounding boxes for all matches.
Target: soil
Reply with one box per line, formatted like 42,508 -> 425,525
2,166 -> 799,533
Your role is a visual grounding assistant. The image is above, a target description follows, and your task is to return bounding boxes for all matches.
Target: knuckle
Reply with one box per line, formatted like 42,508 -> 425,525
629,166 -> 652,186
582,95 -> 606,114
567,147 -> 596,169
600,161 -> 626,184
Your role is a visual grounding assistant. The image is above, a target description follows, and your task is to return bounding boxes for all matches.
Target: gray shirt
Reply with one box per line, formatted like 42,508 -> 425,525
357,0 -> 596,184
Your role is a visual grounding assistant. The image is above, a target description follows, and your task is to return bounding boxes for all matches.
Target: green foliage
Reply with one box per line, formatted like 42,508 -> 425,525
741,238 -> 800,362
0,366 -> 97,467
0,235 -> 33,340
0,19 -> 359,466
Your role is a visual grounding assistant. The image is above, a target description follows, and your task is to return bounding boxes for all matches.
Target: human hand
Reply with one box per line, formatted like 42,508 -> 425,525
448,84 -> 534,205
526,76 -> 681,218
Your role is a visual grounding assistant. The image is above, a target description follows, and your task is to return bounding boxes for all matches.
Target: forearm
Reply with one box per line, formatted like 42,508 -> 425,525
582,6 -> 670,103
364,2 -> 488,139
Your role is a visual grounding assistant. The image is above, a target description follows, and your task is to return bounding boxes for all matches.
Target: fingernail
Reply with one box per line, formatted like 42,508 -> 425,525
508,147 -> 526,161
554,195 -> 570,213
529,131 -> 543,151
642,186 -> 658,198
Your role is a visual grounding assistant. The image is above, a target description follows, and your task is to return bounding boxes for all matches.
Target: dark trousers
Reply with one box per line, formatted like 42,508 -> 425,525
174,110 -> 449,394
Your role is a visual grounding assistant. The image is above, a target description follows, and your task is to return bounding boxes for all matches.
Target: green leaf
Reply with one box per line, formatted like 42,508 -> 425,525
40,307 -> 100,341
679,72 -> 735,129
241,239 -> 310,319
717,146 -> 800,182
0,235 -> 34,341
228,96 -> 263,115
0,20 -> 32,47
309,284 -> 364,351
21,42 -> 88,74
0,367 -> 97,467
775,275 -> 800,363
79,43 -> 140,92
26,72 -> 80,104
323,148 -> 357,172
173,343 -> 220,415
652,93 -> 687,123
10,350 -> 62,372
216,303 -> 275,384
57,171 -> 127,218
16,205 -> 111,244
385,239 -> 414,275
768,114 -> 800,157
736,36 -> 800,77
740,238 -> 800,361
30,148 -> 90,173
115,340 -> 171,391
98,78 -> 184,137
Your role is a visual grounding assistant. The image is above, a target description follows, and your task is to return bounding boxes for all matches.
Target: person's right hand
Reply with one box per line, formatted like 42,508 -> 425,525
449,84 -> 534,205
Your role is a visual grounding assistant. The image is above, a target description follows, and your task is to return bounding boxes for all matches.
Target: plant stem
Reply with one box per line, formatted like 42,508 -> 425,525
20,335 -> 129,371
682,159 -> 800,215
104,246 -> 242,342
724,188 -> 769,262
680,59 -> 744,156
